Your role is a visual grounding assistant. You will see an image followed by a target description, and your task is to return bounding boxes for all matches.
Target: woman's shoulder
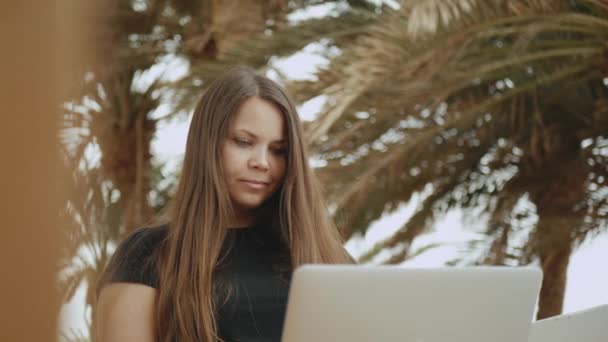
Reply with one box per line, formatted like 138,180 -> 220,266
122,224 -> 168,251
100,224 -> 169,290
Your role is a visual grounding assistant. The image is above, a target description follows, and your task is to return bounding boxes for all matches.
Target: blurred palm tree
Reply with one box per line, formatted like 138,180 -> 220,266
58,144 -> 121,341
169,0 -> 379,112
285,0 -> 608,319
63,0 -> 179,236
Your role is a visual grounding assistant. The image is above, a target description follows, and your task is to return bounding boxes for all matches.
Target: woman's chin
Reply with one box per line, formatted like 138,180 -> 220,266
232,197 -> 266,212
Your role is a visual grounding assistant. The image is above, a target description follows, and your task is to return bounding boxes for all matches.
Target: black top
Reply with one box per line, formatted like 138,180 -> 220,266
105,224 -> 292,342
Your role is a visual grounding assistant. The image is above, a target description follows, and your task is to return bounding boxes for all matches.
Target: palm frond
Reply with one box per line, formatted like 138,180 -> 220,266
299,5 -> 607,150
169,8 -> 378,112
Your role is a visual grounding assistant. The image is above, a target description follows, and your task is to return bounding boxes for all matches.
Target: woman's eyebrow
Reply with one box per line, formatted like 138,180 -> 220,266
235,129 -> 286,144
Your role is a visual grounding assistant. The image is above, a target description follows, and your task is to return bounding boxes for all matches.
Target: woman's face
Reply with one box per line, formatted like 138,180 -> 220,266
221,96 -> 287,222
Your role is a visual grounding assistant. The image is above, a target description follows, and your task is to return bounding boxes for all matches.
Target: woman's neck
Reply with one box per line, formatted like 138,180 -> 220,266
227,211 -> 254,229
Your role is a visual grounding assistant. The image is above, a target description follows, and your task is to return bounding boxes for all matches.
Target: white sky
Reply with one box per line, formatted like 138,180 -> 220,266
59,1 -> 608,338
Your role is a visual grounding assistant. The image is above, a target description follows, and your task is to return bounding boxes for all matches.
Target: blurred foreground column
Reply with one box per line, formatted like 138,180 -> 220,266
0,1 -> 96,341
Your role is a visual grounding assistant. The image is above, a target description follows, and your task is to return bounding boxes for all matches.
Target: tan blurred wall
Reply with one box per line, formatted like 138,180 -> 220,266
0,1 -> 95,341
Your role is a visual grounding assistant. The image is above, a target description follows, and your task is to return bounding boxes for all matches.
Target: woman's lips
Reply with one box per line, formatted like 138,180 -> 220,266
239,179 -> 269,190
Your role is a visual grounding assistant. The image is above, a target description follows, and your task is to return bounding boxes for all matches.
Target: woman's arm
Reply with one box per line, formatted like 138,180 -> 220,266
95,283 -> 157,342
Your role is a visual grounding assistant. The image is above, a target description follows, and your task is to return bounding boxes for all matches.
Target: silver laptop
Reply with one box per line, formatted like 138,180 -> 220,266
528,304 -> 608,342
281,265 -> 542,342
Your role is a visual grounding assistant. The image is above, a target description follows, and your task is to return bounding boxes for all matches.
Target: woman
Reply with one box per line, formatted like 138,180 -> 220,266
95,66 -> 354,342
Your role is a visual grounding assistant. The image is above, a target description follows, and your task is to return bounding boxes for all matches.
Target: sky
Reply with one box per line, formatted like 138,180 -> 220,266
59,0 -> 608,338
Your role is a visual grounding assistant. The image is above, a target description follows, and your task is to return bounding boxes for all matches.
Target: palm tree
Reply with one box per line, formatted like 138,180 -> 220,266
64,0 -> 178,236
169,0 -> 379,112
286,0 -> 608,319
58,145 -> 121,341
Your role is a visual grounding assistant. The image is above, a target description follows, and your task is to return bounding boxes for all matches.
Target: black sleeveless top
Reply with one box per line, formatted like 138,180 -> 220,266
104,224 -> 293,342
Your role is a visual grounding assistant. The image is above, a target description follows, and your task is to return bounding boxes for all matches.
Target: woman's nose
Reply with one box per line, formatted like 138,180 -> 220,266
248,148 -> 270,170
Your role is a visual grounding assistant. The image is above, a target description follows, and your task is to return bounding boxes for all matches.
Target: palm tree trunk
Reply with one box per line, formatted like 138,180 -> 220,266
530,161 -> 585,319
97,117 -> 155,235
211,0 -> 265,57
525,124 -> 588,319
94,73 -> 157,235
536,235 -> 572,319
210,0 -> 287,57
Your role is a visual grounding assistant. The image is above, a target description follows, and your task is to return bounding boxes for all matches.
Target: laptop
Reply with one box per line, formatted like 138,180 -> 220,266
281,265 -> 542,342
528,304 -> 608,342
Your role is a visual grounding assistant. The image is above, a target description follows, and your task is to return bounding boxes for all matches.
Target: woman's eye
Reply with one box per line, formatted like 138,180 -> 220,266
234,138 -> 251,146
271,147 -> 287,156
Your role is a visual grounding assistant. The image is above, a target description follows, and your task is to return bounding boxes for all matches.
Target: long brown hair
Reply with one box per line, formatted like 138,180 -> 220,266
106,66 -> 353,342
